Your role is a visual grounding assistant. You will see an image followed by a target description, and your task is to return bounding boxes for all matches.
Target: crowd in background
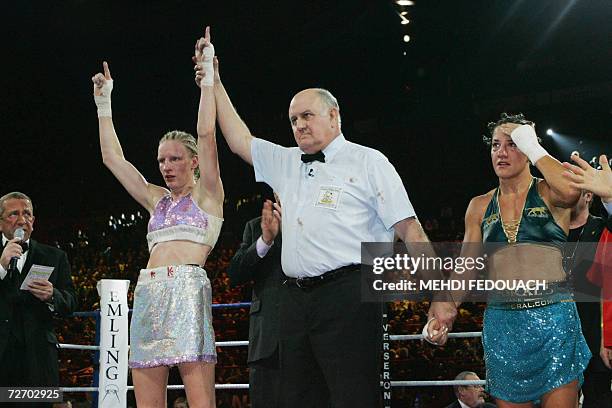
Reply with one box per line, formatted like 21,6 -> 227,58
49,198 -> 490,407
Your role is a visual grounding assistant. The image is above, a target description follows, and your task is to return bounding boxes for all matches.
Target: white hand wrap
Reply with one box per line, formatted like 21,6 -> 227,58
200,43 -> 215,87
94,79 -> 113,118
510,124 -> 548,165
421,318 -> 439,345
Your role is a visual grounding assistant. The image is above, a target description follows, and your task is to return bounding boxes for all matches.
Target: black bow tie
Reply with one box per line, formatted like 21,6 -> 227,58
301,151 -> 325,164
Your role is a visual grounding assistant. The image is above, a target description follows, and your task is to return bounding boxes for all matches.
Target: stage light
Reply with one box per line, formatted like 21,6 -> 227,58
401,19 -> 410,25
396,0 -> 415,5
546,128 -> 554,136
401,11 -> 408,16
403,35 -> 411,42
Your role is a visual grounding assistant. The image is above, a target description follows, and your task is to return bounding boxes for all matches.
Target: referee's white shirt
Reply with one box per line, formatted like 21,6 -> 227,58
252,134 -> 416,278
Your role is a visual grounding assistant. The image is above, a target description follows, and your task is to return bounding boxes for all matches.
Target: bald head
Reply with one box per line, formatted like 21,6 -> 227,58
289,88 -> 341,154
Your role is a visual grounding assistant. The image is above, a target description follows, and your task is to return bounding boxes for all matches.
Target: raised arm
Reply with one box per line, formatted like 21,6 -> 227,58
214,64 -> 254,165
502,123 -> 580,208
92,62 -> 165,212
194,41 -> 254,165
193,27 -> 224,216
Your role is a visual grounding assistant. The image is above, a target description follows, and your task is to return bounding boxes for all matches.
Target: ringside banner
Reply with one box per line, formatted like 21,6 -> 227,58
97,279 -> 130,408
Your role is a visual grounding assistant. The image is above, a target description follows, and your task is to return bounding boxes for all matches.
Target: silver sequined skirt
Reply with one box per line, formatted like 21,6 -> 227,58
129,265 -> 216,368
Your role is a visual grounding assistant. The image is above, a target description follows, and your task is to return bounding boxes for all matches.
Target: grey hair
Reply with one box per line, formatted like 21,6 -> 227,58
453,371 -> 478,397
313,88 -> 342,127
0,192 -> 33,218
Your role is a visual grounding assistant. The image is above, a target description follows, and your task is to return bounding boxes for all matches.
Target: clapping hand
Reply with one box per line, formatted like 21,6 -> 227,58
261,199 -> 280,245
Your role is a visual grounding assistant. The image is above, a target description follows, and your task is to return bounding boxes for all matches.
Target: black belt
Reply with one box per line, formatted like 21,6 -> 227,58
283,264 -> 360,289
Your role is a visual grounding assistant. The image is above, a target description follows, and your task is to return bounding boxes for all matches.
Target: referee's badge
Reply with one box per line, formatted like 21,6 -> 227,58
315,185 -> 342,210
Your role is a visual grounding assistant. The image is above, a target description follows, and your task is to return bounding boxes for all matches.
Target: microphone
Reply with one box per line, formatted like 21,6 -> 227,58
308,168 -> 315,177
8,227 -> 25,277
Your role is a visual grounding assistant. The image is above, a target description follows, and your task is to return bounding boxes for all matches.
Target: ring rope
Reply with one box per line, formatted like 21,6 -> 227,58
61,304 -> 485,394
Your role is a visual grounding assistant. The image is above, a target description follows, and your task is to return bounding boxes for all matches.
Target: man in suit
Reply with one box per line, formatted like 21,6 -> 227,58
567,188 -> 611,407
230,198 -> 330,406
445,371 -> 495,408
228,199 -> 284,407
0,191 -> 78,392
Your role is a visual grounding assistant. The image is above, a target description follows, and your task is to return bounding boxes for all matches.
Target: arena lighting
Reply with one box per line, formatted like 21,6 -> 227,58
397,11 -> 410,25
547,131 -> 576,151
533,0 -> 578,51
403,35 -> 411,42
548,132 -> 609,166
396,0 -> 415,5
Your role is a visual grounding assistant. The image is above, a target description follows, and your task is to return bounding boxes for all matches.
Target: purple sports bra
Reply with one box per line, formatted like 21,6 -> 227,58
146,193 -> 223,251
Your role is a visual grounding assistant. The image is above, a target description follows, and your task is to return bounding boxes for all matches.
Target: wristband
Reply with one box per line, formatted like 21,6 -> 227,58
510,124 -> 548,165
199,44 -> 215,87
421,318 -> 441,345
94,79 -> 113,117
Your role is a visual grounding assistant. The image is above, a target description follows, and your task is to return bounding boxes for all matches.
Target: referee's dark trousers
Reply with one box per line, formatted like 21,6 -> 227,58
279,265 -> 383,407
